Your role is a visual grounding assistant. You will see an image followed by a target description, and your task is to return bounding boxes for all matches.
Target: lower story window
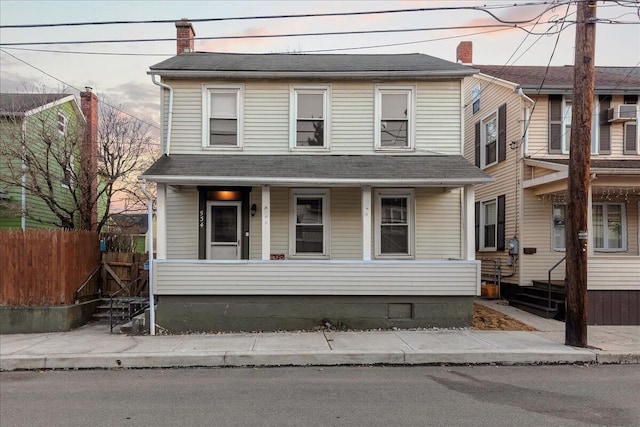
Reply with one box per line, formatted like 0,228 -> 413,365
480,199 -> 497,250
593,203 -> 626,251
551,202 -> 626,251
290,190 -> 329,256
375,190 -> 414,257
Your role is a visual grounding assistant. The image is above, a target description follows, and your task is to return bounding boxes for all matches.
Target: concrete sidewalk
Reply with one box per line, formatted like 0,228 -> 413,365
1,299 -> 638,371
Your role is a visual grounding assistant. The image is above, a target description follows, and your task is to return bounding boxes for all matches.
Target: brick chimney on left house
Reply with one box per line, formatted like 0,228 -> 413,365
456,41 -> 473,65
80,87 -> 98,233
176,18 -> 196,54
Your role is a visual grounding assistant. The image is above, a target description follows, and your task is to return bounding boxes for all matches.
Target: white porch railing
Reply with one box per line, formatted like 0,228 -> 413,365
153,259 -> 481,296
588,256 -> 640,290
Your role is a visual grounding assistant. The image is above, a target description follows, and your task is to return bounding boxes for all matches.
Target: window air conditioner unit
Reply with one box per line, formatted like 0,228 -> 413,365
608,104 -> 638,123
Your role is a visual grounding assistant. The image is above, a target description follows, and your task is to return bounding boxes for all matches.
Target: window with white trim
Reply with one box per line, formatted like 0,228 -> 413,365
472,85 -> 481,115
550,96 -> 599,154
61,154 -> 74,189
375,86 -> 415,150
481,112 -> 497,168
623,121 -> 638,154
375,190 -> 414,258
290,86 -> 329,149
551,202 -> 626,251
593,203 -> 626,251
290,190 -> 329,257
57,112 -> 68,136
202,85 -> 242,148
552,203 -> 566,251
480,199 -> 497,251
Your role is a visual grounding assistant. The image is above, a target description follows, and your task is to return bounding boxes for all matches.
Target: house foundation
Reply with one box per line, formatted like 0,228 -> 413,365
0,300 -> 99,334
154,295 -> 473,333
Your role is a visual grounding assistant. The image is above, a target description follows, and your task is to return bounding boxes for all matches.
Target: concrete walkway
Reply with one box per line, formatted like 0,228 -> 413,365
1,299 -> 638,371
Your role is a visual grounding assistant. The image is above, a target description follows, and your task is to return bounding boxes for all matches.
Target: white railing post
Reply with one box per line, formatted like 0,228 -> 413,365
362,186 -> 372,261
262,185 -> 271,260
464,185 -> 475,260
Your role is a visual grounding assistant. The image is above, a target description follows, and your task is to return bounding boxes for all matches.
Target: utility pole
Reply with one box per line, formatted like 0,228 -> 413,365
566,0 -> 596,348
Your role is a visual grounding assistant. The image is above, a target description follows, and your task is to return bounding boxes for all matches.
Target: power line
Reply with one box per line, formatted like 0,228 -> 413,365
0,22 -> 565,47
0,2 -> 570,29
0,48 -> 160,131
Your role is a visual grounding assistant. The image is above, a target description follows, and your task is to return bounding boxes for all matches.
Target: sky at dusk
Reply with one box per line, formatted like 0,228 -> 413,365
1,0 -> 638,130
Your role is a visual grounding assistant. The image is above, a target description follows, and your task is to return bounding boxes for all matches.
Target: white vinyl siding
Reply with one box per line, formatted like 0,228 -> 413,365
415,187 -> 462,260
165,187 -> 199,259
330,188 -> 362,260
154,259 -> 481,296
164,80 -> 463,155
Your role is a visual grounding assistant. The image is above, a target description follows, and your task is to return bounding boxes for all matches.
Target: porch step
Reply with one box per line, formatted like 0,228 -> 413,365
506,281 -> 566,321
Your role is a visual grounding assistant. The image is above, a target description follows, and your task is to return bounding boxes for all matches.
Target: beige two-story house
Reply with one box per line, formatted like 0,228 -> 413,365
458,41 -> 639,325
140,21 -> 492,333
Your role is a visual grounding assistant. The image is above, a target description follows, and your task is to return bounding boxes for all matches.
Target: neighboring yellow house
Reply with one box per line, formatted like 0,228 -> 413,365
140,20 -> 493,333
458,42 -> 640,325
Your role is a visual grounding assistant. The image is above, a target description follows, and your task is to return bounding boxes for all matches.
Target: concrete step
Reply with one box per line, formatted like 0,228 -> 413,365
509,299 -> 558,319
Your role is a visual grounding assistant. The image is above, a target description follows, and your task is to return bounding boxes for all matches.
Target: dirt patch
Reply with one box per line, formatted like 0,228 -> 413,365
473,303 -> 537,331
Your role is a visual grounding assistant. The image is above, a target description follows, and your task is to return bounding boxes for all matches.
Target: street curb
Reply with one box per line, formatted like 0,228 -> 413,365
595,352 -> 640,364
0,349 -> 599,371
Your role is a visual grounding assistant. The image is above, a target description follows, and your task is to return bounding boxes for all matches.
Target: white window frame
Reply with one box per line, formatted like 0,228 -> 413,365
480,110 -> 498,169
61,154 -> 75,189
551,203 -> 567,251
472,85 -> 481,115
561,97 -> 599,154
479,198 -> 497,251
289,85 -> 330,150
289,189 -> 330,258
374,189 -> 415,259
57,112 -> 68,136
202,84 -> 243,149
374,85 -> 416,151
592,202 -> 626,252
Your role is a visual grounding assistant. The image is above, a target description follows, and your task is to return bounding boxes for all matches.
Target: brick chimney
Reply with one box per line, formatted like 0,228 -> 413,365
80,87 -> 98,232
456,41 -> 473,65
176,18 -> 196,54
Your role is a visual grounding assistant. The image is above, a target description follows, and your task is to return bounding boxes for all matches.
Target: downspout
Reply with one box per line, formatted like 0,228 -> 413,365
21,118 -> 26,230
151,74 -> 173,156
517,87 -> 534,156
140,180 -> 155,336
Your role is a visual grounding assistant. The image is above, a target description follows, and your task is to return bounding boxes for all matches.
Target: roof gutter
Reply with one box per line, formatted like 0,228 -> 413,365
146,69 -> 477,80
138,175 -> 494,186
150,74 -> 173,156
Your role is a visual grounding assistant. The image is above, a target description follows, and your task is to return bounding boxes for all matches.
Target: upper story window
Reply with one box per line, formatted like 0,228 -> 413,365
202,84 -> 243,148
290,86 -> 329,149
375,86 -> 415,151
481,112 -> 497,168
374,189 -> 414,258
57,112 -> 68,136
61,154 -> 74,189
623,95 -> 638,155
472,85 -> 481,115
549,95 -> 599,155
290,189 -> 329,258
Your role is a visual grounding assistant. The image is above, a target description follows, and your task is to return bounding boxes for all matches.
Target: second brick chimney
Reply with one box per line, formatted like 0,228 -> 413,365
456,41 -> 473,65
80,87 -> 98,232
176,18 -> 196,54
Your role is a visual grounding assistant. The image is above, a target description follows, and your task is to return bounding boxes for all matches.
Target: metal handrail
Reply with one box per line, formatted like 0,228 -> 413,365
479,257 -> 501,299
74,265 -> 101,303
109,277 -> 143,333
547,256 -> 566,310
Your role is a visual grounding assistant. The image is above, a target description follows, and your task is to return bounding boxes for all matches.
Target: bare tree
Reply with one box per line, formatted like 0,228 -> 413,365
0,89 -> 156,233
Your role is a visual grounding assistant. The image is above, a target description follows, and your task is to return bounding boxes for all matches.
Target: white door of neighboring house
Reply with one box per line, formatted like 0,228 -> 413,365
206,201 -> 241,260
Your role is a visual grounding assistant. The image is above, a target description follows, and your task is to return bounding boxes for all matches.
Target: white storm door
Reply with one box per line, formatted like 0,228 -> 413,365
206,201 -> 241,260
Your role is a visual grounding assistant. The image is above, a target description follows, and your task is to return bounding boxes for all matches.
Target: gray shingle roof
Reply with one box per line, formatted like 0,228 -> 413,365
149,52 -> 477,80
0,93 -> 70,116
141,154 -> 493,186
475,65 -> 640,93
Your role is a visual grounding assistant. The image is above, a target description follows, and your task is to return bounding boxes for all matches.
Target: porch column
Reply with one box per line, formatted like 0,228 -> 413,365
262,185 -> 271,260
362,186 -> 372,260
463,185 -> 475,260
156,183 -> 166,259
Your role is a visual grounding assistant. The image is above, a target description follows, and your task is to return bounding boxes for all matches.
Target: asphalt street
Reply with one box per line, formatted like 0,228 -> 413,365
2,365 -> 639,427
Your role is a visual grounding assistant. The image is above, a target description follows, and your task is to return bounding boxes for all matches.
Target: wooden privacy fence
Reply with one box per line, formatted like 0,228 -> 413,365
0,229 -> 100,306
101,252 -> 149,297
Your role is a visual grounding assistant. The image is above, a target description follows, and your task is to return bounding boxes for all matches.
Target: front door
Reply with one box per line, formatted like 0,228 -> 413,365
206,201 -> 241,260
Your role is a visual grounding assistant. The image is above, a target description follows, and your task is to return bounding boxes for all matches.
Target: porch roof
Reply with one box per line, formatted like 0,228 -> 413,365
141,154 -> 493,186
532,158 -> 640,173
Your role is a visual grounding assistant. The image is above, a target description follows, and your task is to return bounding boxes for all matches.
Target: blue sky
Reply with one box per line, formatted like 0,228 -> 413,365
1,0 -> 638,127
